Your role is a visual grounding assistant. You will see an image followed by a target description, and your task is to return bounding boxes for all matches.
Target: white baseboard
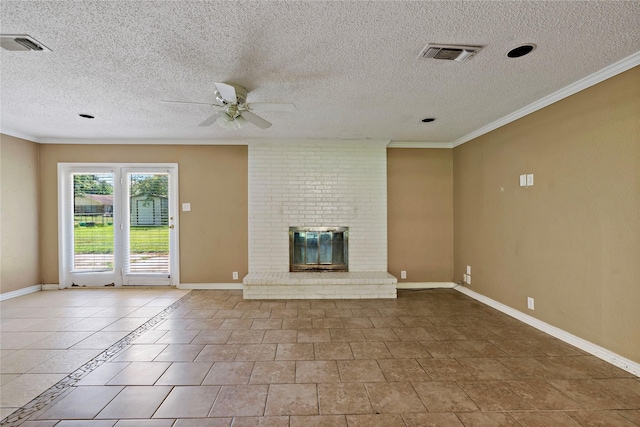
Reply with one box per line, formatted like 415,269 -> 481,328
396,282 -> 457,289
42,284 -> 61,291
455,285 -> 640,377
0,284 -> 42,301
178,283 -> 243,290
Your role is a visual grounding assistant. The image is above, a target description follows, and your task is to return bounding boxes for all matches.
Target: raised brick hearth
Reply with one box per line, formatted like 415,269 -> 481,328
243,272 -> 397,299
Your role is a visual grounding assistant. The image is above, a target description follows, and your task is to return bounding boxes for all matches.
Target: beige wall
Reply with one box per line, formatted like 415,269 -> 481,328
388,148 -> 453,282
453,66 -> 640,363
0,135 -> 41,293
39,144 -> 248,285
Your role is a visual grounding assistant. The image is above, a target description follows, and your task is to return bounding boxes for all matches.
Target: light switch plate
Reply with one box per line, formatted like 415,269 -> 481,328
182,202 -> 191,211
466,265 -> 471,275
520,175 -> 527,187
526,174 -> 534,186
527,297 -> 535,310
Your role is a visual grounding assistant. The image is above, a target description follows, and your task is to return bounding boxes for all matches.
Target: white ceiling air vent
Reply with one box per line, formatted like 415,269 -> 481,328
0,34 -> 51,51
419,44 -> 482,62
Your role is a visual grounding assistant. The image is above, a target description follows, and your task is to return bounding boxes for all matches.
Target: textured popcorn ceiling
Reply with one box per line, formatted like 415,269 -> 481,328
1,1 -> 639,144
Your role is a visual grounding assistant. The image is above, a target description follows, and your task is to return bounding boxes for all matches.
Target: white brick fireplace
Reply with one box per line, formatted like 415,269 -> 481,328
243,140 -> 397,299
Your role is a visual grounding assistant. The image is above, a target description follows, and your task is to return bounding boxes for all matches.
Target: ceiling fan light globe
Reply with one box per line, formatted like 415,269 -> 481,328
216,113 -> 233,130
235,115 -> 248,129
215,112 -> 247,131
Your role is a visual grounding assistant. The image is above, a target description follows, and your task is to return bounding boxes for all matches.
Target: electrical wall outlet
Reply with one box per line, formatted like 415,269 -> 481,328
526,174 -> 534,186
466,265 -> 471,275
527,297 -> 535,310
466,275 -> 471,284
463,274 -> 468,283
400,270 -> 407,279
233,271 -> 239,280
182,202 -> 191,211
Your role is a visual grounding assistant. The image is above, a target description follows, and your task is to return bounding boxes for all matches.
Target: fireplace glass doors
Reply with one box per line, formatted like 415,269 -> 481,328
289,227 -> 348,272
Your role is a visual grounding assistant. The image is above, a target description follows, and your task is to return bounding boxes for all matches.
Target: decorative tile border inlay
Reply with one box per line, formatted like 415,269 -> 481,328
0,291 -> 193,427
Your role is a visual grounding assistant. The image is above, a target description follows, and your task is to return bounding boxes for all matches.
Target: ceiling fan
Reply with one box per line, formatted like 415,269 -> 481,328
162,82 -> 296,130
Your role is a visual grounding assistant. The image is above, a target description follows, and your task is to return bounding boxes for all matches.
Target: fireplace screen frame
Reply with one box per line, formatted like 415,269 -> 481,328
289,226 -> 348,272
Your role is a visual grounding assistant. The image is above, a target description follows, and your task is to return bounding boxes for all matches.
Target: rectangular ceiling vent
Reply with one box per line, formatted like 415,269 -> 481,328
1,34 -> 51,52
419,44 -> 482,62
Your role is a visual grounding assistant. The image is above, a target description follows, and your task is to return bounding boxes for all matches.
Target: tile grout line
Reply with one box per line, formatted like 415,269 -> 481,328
0,291 -> 193,427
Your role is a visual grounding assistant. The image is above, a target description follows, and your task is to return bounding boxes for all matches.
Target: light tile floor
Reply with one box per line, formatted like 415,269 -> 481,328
1,287 -> 189,420
1,288 -> 639,426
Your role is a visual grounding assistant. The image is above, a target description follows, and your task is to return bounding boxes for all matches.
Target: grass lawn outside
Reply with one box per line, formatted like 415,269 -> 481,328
74,224 -> 169,254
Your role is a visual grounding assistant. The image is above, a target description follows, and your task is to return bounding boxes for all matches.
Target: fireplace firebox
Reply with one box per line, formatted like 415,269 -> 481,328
289,226 -> 348,272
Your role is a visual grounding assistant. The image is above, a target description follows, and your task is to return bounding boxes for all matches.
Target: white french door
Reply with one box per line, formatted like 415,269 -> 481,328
59,163 -> 179,287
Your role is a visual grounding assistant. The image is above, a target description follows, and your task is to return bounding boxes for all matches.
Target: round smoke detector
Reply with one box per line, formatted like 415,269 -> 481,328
507,44 -> 536,58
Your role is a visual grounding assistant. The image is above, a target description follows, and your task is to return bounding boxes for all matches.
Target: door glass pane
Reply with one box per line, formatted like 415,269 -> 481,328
305,232 -> 318,264
319,232 -> 332,264
73,173 -> 114,271
333,232 -> 345,265
293,232 -> 306,264
128,173 -> 169,273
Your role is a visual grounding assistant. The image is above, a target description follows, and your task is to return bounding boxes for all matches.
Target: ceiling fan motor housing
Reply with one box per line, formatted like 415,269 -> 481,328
225,104 -> 241,119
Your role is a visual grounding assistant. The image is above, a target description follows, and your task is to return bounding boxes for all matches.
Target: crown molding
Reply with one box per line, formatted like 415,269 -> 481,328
1,128 -> 41,143
247,139 -> 392,146
33,137 -> 393,146
35,138 -> 249,145
452,50 -> 640,148
387,141 -> 452,149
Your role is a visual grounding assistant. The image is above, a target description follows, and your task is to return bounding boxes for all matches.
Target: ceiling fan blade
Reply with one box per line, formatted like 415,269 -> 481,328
240,110 -> 272,129
246,102 -> 297,112
161,100 -> 223,107
214,82 -> 237,104
198,111 -> 225,127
